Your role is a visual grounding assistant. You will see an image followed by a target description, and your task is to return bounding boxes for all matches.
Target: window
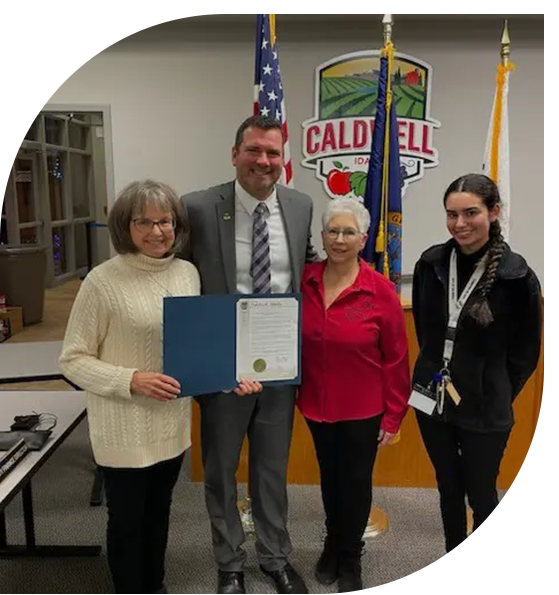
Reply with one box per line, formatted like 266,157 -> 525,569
47,154 -> 66,222
2,110 -> 107,285
45,116 -> 64,145
70,153 -> 91,218
69,120 -> 89,150
20,227 -> 39,245
52,226 -> 68,276
75,223 -> 89,269
15,158 -> 36,223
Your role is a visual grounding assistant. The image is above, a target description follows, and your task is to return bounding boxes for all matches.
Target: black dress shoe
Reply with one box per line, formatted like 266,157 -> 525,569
217,570 -> 246,594
260,563 -> 309,594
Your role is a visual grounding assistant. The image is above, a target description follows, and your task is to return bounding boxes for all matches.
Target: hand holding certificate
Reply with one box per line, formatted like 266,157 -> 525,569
163,294 -> 301,397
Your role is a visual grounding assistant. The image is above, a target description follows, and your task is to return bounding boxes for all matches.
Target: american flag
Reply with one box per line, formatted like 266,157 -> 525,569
254,14 -> 293,187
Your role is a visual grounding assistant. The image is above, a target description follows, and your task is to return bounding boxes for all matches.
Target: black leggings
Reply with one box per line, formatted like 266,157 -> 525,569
416,413 -> 510,552
306,415 -> 382,554
100,454 -> 184,594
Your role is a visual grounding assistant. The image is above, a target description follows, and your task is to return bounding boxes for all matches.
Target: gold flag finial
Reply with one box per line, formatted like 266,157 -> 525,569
270,14 -> 276,46
501,20 -> 510,66
383,14 -> 393,45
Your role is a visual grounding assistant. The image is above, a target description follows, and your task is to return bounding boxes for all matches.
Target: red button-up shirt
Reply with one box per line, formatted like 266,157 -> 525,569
298,259 -> 410,433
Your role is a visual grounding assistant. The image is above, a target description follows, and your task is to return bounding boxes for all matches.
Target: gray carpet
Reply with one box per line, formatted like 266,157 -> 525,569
1,420 -> 448,593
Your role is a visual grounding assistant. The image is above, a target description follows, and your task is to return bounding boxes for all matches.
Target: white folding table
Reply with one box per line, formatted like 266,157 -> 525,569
0,341 -> 103,506
0,390 -> 101,557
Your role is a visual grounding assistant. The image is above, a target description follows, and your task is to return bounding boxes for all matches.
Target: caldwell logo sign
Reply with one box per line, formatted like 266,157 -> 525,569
302,50 -> 440,199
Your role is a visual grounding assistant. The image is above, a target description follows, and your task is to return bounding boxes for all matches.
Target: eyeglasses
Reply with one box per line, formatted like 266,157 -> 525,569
132,217 -> 176,234
324,227 -> 360,240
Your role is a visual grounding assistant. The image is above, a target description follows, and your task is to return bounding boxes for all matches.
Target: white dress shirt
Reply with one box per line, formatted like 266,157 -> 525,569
235,180 -> 292,294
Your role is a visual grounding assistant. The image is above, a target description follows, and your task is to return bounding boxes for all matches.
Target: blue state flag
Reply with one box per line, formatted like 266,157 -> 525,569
362,50 -> 403,293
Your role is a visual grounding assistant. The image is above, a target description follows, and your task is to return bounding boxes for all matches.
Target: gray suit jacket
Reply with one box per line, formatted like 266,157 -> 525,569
180,181 -> 317,294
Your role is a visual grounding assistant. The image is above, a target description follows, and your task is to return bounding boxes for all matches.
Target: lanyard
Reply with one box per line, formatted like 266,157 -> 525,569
436,250 -> 487,413
443,248 -> 488,368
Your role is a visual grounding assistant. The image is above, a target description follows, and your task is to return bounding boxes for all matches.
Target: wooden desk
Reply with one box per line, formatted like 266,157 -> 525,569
190,304 -> 544,490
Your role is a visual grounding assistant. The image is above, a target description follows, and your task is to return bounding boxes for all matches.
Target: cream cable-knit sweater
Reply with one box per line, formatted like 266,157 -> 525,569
59,252 -> 200,468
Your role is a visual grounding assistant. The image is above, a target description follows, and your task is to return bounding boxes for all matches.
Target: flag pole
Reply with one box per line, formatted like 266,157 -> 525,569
501,19 -> 510,66
364,12 -> 396,541
383,12 -> 393,43
374,14 -> 393,274
495,19 -> 513,240
381,14 -> 394,278
484,19 -> 513,239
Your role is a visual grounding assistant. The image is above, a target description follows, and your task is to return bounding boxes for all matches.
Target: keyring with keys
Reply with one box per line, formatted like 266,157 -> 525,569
434,369 -> 450,415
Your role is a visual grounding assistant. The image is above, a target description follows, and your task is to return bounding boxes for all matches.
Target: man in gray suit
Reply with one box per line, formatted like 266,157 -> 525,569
181,116 -> 317,594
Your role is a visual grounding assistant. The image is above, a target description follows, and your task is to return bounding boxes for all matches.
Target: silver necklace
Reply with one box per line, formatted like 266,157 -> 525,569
145,269 -> 174,298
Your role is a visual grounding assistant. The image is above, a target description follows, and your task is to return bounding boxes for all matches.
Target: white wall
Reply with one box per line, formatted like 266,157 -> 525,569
48,15 -> 544,294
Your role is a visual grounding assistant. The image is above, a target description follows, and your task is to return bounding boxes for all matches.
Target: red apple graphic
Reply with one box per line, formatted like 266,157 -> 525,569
326,169 -> 351,195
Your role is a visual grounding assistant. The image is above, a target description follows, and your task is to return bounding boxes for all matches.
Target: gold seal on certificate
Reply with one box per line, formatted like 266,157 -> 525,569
253,358 -> 267,373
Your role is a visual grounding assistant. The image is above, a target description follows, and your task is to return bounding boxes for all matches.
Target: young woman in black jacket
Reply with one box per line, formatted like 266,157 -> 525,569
411,173 -> 542,553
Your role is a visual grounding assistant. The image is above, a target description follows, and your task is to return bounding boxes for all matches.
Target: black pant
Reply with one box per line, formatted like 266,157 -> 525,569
100,454 -> 184,594
416,413 -> 510,552
306,415 -> 382,554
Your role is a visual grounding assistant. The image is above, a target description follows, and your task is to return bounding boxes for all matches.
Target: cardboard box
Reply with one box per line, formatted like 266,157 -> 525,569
0,306 -> 24,337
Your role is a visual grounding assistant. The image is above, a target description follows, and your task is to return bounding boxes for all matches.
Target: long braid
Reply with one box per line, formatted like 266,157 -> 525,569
468,219 -> 505,326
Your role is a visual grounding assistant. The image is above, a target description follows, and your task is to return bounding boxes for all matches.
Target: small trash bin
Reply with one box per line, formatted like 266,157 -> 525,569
0,244 -> 47,325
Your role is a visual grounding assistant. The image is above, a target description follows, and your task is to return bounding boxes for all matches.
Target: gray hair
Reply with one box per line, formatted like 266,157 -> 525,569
108,179 -> 190,255
322,198 -> 371,234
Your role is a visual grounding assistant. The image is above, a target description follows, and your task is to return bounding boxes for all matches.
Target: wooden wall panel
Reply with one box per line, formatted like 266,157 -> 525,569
191,304 -> 543,490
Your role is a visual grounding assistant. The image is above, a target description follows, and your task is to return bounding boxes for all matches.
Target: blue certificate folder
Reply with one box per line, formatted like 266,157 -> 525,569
163,293 -> 302,397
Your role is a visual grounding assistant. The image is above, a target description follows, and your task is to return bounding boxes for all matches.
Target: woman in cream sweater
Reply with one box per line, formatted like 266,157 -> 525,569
59,180 -> 259,594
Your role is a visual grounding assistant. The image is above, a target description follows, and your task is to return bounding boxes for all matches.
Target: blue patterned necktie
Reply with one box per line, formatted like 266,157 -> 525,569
250,202 -> 271,294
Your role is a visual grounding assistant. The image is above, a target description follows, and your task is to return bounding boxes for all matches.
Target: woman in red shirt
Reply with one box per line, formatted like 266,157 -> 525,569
299,197 -> 410,593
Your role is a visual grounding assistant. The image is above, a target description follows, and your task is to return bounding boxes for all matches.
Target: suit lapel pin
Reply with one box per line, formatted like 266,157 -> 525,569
223,213 -> 231,221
